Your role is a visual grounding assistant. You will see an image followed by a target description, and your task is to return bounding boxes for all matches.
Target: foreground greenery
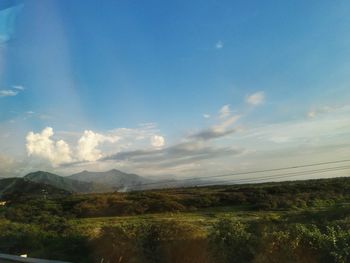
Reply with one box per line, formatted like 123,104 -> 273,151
2,177 -> 350,262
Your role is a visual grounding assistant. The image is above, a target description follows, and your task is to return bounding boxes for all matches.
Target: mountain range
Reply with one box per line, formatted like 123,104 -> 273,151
0,169 -> 214,199
24,171 -> 113,193
68,169 -> 151,190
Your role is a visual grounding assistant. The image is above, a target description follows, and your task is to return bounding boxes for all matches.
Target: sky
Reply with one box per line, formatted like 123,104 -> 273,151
0,0 -> 350,180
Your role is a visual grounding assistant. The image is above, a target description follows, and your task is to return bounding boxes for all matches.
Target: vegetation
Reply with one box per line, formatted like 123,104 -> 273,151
2,177 -> 350,262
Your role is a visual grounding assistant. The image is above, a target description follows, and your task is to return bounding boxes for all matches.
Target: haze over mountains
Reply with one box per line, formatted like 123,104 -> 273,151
0,168 -> 216,198
24,171 -> 112,193
68,169 -> 151,190
0,169 -> 153,197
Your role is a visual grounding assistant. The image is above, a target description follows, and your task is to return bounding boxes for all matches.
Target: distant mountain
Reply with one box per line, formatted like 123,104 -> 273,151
0,177 -> 69,200
25,171 -> 112,193
68,169 -> 151,190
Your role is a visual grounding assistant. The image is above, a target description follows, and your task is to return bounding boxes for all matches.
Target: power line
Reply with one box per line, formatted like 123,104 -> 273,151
195,165 -> 350,187
215,165 -> 350,183
131,158 -> 350,189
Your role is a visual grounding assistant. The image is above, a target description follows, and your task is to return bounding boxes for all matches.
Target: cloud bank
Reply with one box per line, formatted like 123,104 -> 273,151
26,125 -> 167,167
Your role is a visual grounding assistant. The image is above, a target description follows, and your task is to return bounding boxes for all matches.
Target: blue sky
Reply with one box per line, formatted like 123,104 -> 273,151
0,0 -> 350,179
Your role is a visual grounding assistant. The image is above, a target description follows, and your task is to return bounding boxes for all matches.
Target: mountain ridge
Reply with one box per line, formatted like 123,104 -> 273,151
24,171 -> 113,193
68,169 -> 151,190
0,177 -> 70,200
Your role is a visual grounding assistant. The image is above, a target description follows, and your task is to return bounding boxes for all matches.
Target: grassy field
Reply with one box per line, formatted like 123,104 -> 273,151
73,202 -> 350,237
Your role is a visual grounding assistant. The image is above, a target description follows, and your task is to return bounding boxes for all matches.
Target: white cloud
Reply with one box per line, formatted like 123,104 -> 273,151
215,40 -> 224,49
0,85 -> 25,98
26,128 -> 120,165
77,130 -> 119,162
25,124 -> 165,167
26,127 -> 72,166
246,91 -> 265,106
150,135 -> 165,148
203,114 -> 211,119
219,104 -> 231,119
307,111 -> 316,118
0,90 -> 18,97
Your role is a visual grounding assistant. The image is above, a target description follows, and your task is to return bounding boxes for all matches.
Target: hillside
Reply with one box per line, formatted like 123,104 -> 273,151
24,171 -> 112,193
68,169 -> 151,190
68,169 -> 214,190
0,177 -> 69,200
34,175 -> 350,218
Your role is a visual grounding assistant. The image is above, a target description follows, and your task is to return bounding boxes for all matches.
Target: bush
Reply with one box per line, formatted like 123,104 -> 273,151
208,218 -> 255,263
91,224 -> 139,263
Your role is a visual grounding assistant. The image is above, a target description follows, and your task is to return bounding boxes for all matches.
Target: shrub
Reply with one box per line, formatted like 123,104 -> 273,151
208,218 -> 255,263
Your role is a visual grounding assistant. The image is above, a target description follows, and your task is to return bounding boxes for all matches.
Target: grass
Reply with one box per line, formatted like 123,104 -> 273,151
72,204 -> 338,237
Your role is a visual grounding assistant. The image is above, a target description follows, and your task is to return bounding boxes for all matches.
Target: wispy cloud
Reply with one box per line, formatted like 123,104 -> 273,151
306,105 -> 346,118
13,85 -> 25,90
101,104 -> 243,174
0,4 -> 23,45
103,141 -> 243,171
215,40 -> 224,49
219,104 -> 231,119
0,89 -> 18,97
0,85 -> 25,98
191,115 -> 240,141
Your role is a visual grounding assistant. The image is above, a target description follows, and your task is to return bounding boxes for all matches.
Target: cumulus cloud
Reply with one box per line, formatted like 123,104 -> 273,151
26,127 -> 120,165
25,124 -> 167,167
150,135 -> 165,148
77,130 -> 119,162
246,91 -> 265,106
26,127 -> 72,166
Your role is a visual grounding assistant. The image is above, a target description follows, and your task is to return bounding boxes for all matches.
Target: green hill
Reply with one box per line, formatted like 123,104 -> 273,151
0,177 -> 69,200
24,171 -> 113,193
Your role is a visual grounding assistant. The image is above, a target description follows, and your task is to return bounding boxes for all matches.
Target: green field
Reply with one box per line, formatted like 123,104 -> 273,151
2,177 -> 350,262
